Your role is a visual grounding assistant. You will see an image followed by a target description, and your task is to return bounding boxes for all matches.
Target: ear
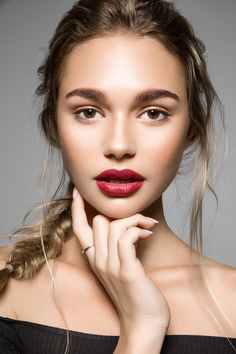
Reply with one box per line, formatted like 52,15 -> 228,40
185,124 -> 196,149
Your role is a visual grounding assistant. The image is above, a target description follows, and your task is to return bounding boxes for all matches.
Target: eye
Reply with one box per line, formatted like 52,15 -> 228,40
73,107 -> 170,123
73,108 -> 102,122
139,108 -> 170,122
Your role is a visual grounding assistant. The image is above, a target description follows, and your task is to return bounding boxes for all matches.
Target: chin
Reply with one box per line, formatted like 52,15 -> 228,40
92,200 -> 153,220
101,210 -> 137,220
83,187 -> 161,220
85,200 -> 139,219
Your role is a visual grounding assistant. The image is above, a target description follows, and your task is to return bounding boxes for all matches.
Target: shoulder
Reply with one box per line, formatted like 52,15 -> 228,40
202,256 -> 236,291
196,257 -> 236,332
207,259 -> 236,302
153,257 -> 236,336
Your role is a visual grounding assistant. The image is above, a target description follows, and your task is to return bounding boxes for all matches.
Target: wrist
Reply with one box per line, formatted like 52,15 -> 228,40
113,326 -> 167,354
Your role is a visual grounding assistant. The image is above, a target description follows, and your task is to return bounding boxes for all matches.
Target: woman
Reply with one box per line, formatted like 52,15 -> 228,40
0,0 -> 235,353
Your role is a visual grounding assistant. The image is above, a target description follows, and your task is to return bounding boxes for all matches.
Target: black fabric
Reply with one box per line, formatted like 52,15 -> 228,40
0,316 -> 236,354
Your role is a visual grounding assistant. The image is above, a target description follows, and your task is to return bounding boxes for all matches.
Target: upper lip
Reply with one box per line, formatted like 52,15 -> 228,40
95,169 -> 145,181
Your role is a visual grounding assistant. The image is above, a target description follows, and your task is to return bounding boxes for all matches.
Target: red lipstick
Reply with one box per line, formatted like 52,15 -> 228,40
95,169 -> 145,197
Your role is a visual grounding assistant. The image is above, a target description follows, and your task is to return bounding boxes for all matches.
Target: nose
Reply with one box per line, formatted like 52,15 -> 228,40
102,116 -> 137,160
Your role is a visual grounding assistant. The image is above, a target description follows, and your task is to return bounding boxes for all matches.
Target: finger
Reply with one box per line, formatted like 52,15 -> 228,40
71,188 -> 94,262
110,214 -> 158,233
106,221 -> 121,276
107,214 -> 158,270
118,227 -> 152,265
92,214 -> 110,271
107,214 -> 158,247
118,227 -> 153,281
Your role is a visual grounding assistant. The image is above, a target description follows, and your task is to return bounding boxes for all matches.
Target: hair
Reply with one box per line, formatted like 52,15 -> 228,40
0,0 -> 235,353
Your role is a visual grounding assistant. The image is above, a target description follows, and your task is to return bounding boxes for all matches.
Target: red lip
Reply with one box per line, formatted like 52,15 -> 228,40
95,169 -> 145,181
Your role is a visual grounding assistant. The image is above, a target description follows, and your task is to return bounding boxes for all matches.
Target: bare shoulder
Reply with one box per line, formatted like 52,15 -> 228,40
152,256 -> 236,336
198,256 -> 236,329
202,255 -> 236,289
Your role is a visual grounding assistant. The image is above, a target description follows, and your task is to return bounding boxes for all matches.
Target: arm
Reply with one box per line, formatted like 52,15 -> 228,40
113,326 -> 167,354
72,191 -> 171,353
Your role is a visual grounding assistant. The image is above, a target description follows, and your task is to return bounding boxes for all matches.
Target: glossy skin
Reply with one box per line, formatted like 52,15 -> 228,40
56,34 -> 194,275
0,35 -> 236,343
71,192 -> 171,345
57,35 -> 191,214
56,34 -> 197,339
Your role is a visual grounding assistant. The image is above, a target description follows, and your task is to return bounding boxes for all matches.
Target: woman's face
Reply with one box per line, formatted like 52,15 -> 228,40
57,35 -> 192,219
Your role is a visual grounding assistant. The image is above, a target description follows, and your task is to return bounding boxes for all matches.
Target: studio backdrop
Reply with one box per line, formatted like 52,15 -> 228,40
0,0 -> 235,267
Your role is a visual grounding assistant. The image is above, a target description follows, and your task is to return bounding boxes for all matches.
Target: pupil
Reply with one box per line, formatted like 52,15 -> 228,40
84,109 -> 95,118
148,109 -> 159,120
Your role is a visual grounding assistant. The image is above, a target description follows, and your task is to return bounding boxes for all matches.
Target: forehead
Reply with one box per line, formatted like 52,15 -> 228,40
59,34 -> 186,98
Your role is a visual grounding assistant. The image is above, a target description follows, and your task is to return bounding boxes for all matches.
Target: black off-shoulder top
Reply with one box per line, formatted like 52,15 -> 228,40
0,316 -> 236,353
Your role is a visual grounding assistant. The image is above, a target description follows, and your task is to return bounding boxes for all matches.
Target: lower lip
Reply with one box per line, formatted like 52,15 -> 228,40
96,180 -> 144,196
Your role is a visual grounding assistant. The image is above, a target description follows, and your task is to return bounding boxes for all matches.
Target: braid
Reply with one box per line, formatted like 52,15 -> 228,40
0,181 -> 74,295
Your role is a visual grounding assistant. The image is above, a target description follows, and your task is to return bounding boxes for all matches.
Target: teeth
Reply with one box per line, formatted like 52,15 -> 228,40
105,179 -> 134,183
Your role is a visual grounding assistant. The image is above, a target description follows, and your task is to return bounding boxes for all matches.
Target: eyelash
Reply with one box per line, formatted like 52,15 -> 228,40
73,107 -> 170,124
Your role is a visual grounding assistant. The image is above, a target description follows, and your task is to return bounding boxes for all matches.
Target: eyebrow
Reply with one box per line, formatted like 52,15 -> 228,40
65,88 -> 180,104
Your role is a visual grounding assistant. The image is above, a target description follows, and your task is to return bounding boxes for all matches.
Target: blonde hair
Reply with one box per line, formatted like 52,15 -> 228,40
0,1 -> 235,353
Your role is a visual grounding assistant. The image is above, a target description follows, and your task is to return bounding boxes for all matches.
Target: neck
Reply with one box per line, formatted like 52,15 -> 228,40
58,195 -> 191,274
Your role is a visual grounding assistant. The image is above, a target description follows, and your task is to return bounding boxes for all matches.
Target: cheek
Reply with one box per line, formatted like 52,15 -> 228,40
161,137 -> 184,166
151,127 -> 187,178
59,129 -> 91,176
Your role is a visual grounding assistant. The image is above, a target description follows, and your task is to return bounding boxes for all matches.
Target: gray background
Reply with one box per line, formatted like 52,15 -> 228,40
0,0 -> 235,267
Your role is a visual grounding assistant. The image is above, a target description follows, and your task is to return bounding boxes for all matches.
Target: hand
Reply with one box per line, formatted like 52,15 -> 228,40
71,188 -> 171,333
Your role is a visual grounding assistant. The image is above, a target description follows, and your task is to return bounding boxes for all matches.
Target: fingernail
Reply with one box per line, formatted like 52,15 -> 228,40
146,217 -> 159,224
73,187 -> 78,199
144,230 -> 153,235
